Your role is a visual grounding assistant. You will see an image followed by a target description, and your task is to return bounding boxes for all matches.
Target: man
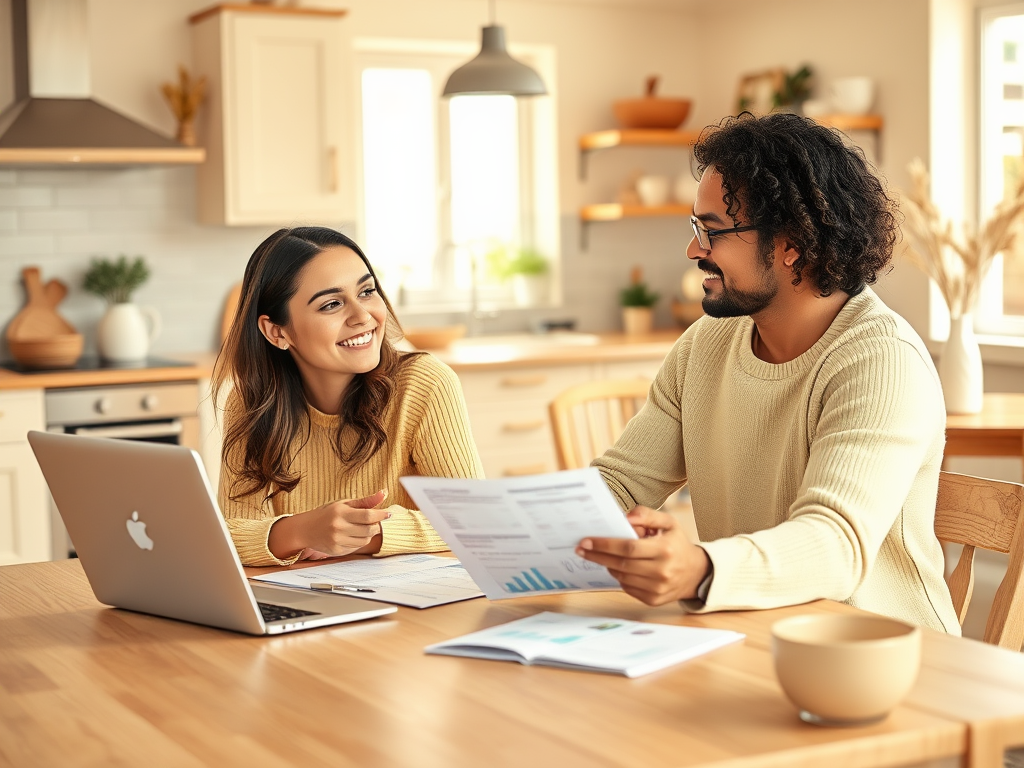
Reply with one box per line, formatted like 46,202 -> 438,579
577,112 -> 960,634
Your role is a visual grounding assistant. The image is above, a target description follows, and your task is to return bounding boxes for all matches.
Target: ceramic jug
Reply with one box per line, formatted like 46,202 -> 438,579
97,303 -> 161,362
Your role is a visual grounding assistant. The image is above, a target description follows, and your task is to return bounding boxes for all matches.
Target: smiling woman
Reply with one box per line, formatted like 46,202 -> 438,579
211,227 -> 485,567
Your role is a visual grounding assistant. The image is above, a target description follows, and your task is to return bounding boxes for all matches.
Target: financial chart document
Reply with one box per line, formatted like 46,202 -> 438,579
401,468 -> 638,600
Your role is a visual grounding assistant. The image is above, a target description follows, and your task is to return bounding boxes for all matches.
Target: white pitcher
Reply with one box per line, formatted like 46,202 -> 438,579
97,303 -> 161,362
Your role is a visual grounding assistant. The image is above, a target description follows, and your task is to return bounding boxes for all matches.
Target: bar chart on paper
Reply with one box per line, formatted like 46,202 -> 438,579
503,567 -> 580,594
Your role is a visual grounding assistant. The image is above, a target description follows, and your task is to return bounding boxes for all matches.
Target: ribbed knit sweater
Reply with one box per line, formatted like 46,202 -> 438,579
219,353 -> 484,566
594,289 -> 961,634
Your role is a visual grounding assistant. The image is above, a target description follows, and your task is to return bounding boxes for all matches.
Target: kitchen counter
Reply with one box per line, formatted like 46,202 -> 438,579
0,352 -> 218,390
0,333 -> 683,388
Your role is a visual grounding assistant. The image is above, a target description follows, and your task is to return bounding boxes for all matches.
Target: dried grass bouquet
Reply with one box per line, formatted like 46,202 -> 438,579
900,158 -> 1024,318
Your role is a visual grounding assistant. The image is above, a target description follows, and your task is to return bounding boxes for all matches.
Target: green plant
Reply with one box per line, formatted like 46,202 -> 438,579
773,64 -> 814,108
620,267 -> 660,307
83,255 -> 150,304
485,245 -> 549,281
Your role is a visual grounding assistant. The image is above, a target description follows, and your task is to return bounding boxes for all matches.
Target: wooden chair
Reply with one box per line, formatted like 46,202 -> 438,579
548,379 -> 651,470
220,282 -> 242,346
935,471 -> 1024,651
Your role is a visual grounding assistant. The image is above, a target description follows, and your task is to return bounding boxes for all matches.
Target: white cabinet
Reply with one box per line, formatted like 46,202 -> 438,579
0,390 -> 50,564
190,5 -> 353,225
456,357 -> 665,478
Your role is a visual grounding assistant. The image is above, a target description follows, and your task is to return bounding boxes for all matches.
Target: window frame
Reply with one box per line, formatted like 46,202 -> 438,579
976,3 -> 1024,338
351,37 -> 560,314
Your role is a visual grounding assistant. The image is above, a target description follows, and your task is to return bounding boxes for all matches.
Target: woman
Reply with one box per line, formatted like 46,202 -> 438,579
212,226 -> 484,566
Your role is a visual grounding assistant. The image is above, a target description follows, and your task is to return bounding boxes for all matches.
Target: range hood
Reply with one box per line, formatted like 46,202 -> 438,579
0,0 -> 204,165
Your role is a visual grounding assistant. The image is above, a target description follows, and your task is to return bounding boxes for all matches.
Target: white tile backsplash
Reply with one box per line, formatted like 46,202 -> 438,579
18,210 -> 91,232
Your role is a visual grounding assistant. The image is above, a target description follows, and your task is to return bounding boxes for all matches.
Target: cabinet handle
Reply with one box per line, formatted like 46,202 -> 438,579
500,375 -> 547,388
502,463 -> 547,477
328,146 -> 339,193
502,420 -> 546,432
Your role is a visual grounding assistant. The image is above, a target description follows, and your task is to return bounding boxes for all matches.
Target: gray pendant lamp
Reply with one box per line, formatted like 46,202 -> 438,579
442,1 -> 547,98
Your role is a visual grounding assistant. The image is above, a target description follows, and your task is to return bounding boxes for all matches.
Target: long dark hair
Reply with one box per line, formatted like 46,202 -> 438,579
693,112 -> 898,296
212,227 -> 417,501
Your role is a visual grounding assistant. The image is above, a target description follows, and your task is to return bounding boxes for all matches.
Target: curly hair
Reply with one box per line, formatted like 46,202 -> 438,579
692,112 -> 898,296
212,227 -> 420,502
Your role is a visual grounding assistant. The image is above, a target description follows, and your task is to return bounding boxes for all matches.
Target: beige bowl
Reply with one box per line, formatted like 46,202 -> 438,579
671,299 -> 704,327
771,614 -> 921,726
402,325 -> 467,350
613,97 -> 691,130
9,333 -> 84,369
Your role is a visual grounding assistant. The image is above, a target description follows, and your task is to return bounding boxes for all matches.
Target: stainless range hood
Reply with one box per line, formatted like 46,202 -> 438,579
0,0 -> 204,165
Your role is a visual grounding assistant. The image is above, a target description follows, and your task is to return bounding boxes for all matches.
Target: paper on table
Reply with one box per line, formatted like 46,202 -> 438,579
250,554 -> 483,609
400,468 -> 637,600
425,611 -> 746,678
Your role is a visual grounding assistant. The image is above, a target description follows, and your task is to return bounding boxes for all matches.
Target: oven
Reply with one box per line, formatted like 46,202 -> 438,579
45,381 -> 202,558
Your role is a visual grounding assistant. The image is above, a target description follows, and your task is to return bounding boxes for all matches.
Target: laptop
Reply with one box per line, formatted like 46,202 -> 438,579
28,431 -> 397,635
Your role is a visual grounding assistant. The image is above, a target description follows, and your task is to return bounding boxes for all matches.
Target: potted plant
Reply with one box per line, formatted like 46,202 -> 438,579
485,245 -> 550,307
84,255 -> 161,362
620,267 -> 660,335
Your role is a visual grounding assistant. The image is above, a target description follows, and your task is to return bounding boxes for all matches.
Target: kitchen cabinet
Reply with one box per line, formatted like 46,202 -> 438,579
578,116 -> 884,249
456,357 -> 663,478
0,389 -> 49,565
189,5 -> 352,225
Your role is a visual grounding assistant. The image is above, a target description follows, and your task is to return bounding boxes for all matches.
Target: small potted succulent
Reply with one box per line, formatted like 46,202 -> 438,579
485,244 -> 550,307
84,255 -> 160,362
619,266 -> 660,335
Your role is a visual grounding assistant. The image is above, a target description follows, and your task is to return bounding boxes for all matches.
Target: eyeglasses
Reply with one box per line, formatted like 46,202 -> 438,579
690,215 -> 758,251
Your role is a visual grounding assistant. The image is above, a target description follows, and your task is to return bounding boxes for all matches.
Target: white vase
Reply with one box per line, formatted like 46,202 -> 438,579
511,274 -> 548,308
622,306 -> 654,335
938,313 -> 983,415
97,303 -> 162,362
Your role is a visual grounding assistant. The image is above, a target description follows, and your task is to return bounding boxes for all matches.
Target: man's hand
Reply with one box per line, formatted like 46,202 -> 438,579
269,489 -> 390,560
575,506 -> 711,606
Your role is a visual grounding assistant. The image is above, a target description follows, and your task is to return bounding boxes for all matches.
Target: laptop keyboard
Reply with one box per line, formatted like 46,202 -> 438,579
258,602 -> 320,623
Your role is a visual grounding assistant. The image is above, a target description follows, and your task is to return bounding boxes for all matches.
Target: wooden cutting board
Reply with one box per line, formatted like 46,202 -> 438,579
5,267 -> 77,340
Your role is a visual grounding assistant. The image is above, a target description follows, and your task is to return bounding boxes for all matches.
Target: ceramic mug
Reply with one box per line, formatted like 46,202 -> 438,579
636,175 -> 670,207
828,77 -> 875,115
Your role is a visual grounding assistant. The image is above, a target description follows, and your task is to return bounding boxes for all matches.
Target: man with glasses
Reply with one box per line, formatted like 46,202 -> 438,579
577,112 -> 960,634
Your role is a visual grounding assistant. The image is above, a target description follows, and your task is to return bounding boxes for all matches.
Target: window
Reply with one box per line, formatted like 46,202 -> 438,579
978,7 -> 1024,335
354,39 -> 559,311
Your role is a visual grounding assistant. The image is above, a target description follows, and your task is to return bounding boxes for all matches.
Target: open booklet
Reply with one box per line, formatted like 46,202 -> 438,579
400,468 -> 638,600
425,612 -> 745,678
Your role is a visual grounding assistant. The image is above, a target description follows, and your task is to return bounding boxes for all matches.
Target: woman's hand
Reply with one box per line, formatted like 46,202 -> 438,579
268,489 -> 390,560
575,506 -> 711,606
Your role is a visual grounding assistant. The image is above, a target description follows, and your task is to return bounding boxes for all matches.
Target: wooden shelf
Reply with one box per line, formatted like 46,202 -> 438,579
814,114 -> 883,132
578,129 -> 702,152
580,203 -> 691,222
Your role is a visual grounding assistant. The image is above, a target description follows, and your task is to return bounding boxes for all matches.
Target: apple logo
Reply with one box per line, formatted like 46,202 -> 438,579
126,511 -> 154,551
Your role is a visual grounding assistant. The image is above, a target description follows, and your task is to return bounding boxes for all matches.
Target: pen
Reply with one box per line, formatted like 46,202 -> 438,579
309,581 -> 376,593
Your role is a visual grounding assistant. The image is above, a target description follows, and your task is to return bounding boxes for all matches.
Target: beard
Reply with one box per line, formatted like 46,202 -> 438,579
698,245 -> 779,318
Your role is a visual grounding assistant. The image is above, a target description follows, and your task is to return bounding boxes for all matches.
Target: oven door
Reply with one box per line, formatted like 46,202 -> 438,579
60,419 -> 185,443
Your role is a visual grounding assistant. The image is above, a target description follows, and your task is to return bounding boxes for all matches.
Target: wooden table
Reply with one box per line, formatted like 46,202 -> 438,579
946,392 -> 1024,465
2,560 -> 1023,768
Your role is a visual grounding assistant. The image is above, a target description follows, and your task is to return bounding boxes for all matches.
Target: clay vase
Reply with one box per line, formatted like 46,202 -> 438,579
97,303 -> 162,362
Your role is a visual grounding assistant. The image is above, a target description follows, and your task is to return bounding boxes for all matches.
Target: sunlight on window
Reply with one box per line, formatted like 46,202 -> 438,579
449,95 -> 521,289
361,68 -> 437,290
982,14 -> 1024,320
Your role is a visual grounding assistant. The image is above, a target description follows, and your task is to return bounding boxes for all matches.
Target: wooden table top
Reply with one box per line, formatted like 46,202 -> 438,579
945,393 -> 1024,431
2,559 -> 1022,768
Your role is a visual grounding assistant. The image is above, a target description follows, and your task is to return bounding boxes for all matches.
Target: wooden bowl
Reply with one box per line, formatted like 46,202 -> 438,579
402,325 -> 467,350
771,614 -> 921,726
8,333 -> 84,369
613,97 -> 691,130
671,299 -> 704,327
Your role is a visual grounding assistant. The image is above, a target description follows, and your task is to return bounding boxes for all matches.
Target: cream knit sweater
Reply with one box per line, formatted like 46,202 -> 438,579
594,289 -> 960,634
219,353 -> 484,566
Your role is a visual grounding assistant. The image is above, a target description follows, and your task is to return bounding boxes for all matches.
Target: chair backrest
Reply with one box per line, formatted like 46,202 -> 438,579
935,470 -> 1024,651
220,282 -> 242,346
548,379 -> 652,470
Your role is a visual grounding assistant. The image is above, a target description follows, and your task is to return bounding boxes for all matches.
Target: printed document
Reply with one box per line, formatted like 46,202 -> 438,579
251,554 -> 483,609
400,468 -> 637,600
425,612 -> 745,678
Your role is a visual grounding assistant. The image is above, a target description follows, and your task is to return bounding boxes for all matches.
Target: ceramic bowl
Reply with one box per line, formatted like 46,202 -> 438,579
613,97 -> 691,130
670,299 -> 704,327
9,333 -> 84,369
402,325 -> 467,350
828,77 -> 875,115
771,614 -> 921,726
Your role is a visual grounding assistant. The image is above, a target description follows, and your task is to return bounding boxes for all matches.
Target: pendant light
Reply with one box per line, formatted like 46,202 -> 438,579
442,0 -> 547,98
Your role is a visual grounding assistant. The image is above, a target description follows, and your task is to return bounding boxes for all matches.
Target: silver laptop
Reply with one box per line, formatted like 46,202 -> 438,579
28,431 -> 397,635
